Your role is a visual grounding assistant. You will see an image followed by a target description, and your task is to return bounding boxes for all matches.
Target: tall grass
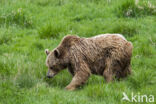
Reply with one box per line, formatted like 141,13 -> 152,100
116,0 -> 156,17
0,8 -> 33,28
0,0 -> 156,104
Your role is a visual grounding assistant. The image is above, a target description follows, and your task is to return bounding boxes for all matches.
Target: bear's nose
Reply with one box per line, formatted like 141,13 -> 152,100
46,75 -> 53,78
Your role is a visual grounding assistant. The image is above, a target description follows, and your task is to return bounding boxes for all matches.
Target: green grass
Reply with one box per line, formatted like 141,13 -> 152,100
0,0 -> 156,104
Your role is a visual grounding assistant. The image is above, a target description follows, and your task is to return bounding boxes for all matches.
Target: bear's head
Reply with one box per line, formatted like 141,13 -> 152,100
45,48 -> 69,78
45,35 -> 80,78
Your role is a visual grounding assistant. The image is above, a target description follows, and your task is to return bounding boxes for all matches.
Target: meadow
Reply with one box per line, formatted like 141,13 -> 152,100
0,0 -> 156,104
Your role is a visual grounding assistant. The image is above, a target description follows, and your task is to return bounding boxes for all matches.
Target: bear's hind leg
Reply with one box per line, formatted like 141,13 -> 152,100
103,58 -> 113,82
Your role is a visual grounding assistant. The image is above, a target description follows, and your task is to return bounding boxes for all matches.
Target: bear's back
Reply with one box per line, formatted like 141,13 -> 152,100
79,34 -> 130,62
88,34 -> 127,48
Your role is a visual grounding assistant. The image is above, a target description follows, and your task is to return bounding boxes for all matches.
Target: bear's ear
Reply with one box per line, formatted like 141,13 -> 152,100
45,49 -> 50,55
54,49 -> 60,58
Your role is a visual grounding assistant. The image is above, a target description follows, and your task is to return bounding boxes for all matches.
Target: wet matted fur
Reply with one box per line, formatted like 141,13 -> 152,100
45,34 -> 133,90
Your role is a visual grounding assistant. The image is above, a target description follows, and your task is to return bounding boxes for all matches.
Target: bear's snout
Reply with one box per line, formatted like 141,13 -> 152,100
46,73 -> 55,78
46,75 -> 54,78
46,69 -> 57,78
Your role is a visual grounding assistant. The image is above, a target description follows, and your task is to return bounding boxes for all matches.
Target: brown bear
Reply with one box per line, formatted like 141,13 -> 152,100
45,34 -> 133,90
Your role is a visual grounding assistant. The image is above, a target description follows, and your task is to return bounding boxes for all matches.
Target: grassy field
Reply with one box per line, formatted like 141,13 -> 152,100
0,0 -> 156,104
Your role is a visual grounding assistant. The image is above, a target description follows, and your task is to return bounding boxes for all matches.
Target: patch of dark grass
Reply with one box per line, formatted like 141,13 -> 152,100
107,21 -> 137,37
0,61 -> 11,77
0,58 -> 15,77
36,0 -> 51,6
31,42 -> 44,50
36,0 -> 65,6
0,80 -> 27,104
116,0 -> 156,18
72,15 -> 89,22
0,33 -> 12,45
0,8 -> 33,28
71,10 -> 99,22
38,21 -> 68,39
127,69 -> 155,89
15,69 -> 38,89
139,1 -> 156,16
116,0 -> 140,17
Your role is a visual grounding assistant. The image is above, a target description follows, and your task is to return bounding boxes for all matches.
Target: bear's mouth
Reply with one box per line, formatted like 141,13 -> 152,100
46,68 -> 58,78
46,74 -> 56,78
46,72 -> 56,78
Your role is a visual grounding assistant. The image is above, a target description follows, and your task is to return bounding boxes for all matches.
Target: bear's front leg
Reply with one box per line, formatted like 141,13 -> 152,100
103,58 -> 113,82
65,70 -> 90,91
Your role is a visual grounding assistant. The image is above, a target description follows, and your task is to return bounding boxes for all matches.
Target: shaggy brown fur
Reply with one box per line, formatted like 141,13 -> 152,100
45,34 -> 133,90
